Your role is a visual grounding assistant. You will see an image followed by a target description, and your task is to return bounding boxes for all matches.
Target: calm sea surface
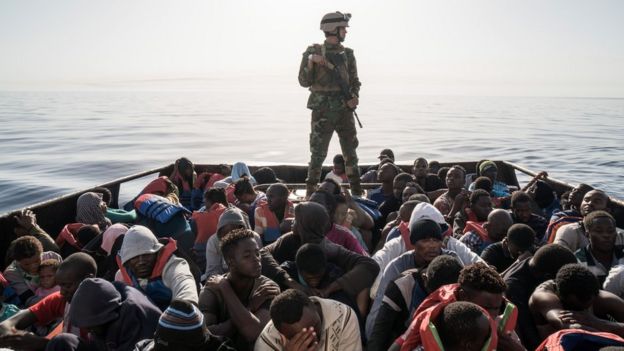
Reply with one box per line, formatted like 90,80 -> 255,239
1,78 -> 623,214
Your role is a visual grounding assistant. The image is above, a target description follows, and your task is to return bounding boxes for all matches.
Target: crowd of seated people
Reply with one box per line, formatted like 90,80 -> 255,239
1,152 -> 624,351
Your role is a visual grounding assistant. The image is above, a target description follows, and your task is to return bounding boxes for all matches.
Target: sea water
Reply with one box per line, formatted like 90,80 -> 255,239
1,77 -> 623,214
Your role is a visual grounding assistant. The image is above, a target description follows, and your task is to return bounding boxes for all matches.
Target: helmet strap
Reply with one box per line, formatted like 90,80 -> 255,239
324,29 -> 343,42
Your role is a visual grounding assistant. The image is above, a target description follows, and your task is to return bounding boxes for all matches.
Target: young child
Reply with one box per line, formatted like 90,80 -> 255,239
325,154 -> 348,184
3,236 -> 43,307
35,259 -> 61,298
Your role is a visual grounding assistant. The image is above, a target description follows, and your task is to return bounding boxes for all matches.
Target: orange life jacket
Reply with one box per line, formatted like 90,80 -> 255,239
117,238 -> 177,282
400,283 -> 517,351
195,172 -> 226,190
418,301 -> 498,351
464,221 -> 489,241
141,176 -> 171,195
254,199 -> 294,243
546,215 -> 582,244
116,238 -> 178,310
55,223 -> 86,250
192,203 -> 227,244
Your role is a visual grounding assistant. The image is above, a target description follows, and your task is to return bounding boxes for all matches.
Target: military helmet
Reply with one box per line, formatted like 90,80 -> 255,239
320,11 -> 351,32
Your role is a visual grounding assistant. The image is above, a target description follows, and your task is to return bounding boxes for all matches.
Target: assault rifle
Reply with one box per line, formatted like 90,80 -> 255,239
324,52 -> 363,128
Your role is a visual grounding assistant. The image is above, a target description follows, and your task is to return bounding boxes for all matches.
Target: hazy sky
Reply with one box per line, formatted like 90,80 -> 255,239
1,0 -> 623,96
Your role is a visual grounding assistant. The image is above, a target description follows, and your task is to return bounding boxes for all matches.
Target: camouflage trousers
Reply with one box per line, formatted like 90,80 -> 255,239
306,109 -> 361,193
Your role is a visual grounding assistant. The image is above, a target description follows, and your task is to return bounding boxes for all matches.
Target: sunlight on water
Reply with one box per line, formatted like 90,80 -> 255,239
0,79 -> 623,213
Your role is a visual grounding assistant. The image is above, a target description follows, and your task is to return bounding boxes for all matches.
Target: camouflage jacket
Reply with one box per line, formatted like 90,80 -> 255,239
298,41 -> 361,111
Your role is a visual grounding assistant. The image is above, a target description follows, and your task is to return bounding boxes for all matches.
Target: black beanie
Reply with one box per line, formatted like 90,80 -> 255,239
409,218 -> 442,245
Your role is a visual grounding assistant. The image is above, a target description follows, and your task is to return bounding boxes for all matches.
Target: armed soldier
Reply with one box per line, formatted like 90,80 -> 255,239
299,11 -> 363,198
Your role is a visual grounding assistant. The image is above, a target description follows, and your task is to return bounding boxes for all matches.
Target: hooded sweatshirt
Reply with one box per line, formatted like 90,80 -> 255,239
69,278 -> 161,351
213,162 -> 257,188
371,203 -> 482,298
116,225 -> 198,307
260,202 -> 379,297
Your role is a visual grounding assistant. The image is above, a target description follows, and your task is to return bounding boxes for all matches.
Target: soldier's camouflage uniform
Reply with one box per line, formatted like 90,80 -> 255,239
298,41 -> 363,195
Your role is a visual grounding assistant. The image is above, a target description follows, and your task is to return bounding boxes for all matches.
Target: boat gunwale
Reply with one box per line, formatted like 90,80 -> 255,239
1,160 -> 622,264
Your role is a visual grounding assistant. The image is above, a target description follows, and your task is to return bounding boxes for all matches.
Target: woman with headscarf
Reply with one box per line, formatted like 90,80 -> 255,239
76,192 -> 111,231
260,202 -> 379,302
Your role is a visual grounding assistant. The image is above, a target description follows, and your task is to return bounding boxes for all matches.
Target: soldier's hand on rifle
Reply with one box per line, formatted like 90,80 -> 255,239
308,54 -> 326,66
346,97 -> 359,109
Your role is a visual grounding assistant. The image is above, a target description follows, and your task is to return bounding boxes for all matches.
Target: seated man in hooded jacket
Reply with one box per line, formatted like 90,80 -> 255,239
115,225 -> 199,310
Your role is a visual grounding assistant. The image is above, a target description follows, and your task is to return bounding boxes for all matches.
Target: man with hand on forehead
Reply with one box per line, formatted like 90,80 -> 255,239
255,289 -> 361,351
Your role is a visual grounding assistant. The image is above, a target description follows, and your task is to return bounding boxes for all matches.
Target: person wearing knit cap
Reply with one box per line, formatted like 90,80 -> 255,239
76,192 -> 112,231
365,219 -> 461,339
134,299 -> 235,351
200,229 -> 280,351
46,277 -> 161,351
468,160 -> 510,198
115,225 -> 198,310
203,207 -> 262,280
370,203 -> 482,300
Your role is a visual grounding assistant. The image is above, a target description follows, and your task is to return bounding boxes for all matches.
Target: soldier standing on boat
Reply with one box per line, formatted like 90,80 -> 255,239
299,11 -> 363,197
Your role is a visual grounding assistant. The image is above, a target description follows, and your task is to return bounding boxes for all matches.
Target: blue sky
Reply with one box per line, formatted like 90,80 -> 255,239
1,0 -> 623,96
